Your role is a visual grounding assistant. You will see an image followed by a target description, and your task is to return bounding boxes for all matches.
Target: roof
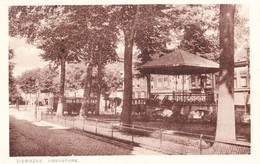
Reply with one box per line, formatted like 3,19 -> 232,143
140,49 -> 219,75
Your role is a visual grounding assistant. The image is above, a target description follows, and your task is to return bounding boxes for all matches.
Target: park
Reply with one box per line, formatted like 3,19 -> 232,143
9,4 -> 251,156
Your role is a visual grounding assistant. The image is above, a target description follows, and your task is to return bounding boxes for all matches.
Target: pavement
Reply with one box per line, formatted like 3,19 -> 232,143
9,106 -> 164,156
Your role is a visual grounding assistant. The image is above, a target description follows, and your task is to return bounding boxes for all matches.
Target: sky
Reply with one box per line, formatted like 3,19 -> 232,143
9,37 -> 48,76
9,36 -> 127,77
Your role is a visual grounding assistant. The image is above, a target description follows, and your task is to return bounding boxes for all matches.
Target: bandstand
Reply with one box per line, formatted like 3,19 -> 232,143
139,49 -> 220,116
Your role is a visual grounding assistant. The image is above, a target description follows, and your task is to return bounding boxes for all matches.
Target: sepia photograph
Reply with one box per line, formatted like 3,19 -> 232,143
1,0 -> 260,164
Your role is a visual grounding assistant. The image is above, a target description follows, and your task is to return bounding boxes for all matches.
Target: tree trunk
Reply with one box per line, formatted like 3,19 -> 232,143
146,74 -> 151,99
16,98 -> 19,111
95,53 -> 102,116
79,63 -> 93,117
48,92 -> 54,113
56,56 -> 66,116
215,4 -> 236,142
121,6 -> 140,125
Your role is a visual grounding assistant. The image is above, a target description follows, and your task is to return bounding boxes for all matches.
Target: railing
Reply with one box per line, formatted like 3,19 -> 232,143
40,112 -> 250,155
50,97 -> 97,113
172,92 -> 215,104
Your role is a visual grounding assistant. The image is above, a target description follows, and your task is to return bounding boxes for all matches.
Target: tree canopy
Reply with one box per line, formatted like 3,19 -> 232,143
9,5 -> 121,115
16,66 -> 59,94
17,68 -> 41,94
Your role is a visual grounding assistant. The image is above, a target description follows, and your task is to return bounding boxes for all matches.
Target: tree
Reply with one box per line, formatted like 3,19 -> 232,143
179,23 -> 215,54
71,6 -> 119,117
171,5 -> 220,60
38,66 -> 59,94
9,48 -> 21,103
17,69 -> 41,95
135,5 -> 220,100
234,5 -> 249,50
114,5 -> 140,125
9,6 -> 119,116
215,4 -> 236,142
10,6 -> 79,115
112,5 -> 183,124
102,69 -> 124,94
65,63 -> 85,92
135,5 -> 172,99
17,68 -> 41,106
79,63 -> 93,117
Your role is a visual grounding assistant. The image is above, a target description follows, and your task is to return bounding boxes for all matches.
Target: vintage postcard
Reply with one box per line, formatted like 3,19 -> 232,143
1,0 -> 260,164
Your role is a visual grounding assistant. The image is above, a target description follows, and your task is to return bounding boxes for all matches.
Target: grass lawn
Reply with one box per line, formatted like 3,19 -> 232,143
134,120 -> 250,139
86,114 -> 250,142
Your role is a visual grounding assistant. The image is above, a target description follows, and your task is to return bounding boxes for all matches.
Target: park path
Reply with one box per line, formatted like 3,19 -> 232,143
9,107 -> 164,156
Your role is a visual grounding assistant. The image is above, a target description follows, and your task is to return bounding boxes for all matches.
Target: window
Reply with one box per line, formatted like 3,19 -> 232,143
169,77 -> 174,88
136,92 -> 141,98
240,70 -> 248,88
157,78 -> 162,88
140,79 -> 144,87
183,75 -> 186,84
234,77 -> 237,88
141,91 -> 146,98
240,76 -> 247,87
134,79 -> 140,88
163,77 -> 169,87
191,75 -> 196,87
132,92 -> 135,99
206,75 -> 212,87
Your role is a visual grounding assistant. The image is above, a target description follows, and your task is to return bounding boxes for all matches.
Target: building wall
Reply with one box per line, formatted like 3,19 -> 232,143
234,63 -> 250,114
131,62 -> 250,108
132,74 -> 215,99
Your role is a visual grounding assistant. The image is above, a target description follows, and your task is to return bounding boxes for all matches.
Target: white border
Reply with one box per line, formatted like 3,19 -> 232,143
1,0 -> 260,164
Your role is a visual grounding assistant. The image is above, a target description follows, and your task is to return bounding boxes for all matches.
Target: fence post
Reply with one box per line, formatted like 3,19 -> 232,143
65,115 -> 66,126
199,134 -> 204,154
160,129 -> 163,149
131,125 -> 134,145
111,123 -> 114,138
83,119 -> 85,131
40,111 -> 43,121
95,119 -> 98,134
72,116 -> 75,129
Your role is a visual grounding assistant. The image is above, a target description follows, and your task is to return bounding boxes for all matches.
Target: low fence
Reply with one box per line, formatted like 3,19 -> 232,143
40,111 -> 250,155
